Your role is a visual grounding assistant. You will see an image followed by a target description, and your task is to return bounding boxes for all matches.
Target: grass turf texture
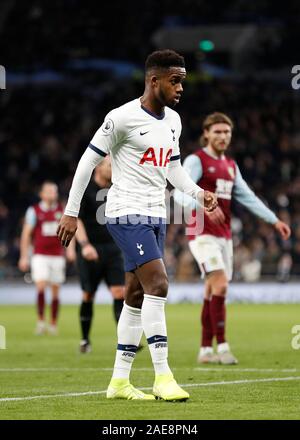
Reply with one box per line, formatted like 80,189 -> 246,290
0,303 -> 299,420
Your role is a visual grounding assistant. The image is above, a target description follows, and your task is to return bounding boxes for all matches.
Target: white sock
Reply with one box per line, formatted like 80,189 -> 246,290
200,346 -> 213,356
217,342 -> 230,354
112,303 -> 143,380
141,294 -> 172,376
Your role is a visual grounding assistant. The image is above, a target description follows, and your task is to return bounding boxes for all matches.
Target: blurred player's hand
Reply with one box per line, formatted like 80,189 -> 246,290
82,243 -> 99,261
65,245 -> 77,263
203,191 -> 218,212
18,257 -> 30,272
206,206 -> 225,225
274,220 -> 291,240
57,215 -> 77,247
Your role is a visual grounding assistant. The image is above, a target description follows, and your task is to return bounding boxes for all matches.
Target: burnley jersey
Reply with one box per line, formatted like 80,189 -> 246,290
194,149 -> 236,238
174,147 -> 278,240
25,202 -> 64,255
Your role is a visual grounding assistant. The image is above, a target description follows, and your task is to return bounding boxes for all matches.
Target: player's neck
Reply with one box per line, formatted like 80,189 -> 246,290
205,145 -> 224,159
40,200 -> 56,210
140,94 -> 164,119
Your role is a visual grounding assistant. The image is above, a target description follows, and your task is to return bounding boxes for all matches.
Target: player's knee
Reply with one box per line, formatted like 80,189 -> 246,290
127,288 -> 143,308
110,286 -> 125,300
36,281 -> 46,291
150,274 -> 169,297
213,282 -> 228,296
208,271 -> 228,297
83,291 -> 94,302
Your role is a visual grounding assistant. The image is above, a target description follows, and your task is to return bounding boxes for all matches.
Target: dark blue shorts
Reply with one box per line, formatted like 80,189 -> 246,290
106,215 -> 166,272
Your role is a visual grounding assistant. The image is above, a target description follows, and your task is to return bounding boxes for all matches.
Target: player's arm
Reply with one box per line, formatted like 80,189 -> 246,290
65,237 -> 77,263
233,164 -> 291,240
57,147 -> 105,247
166,115 -> 217,213
58,200 -> 76,262
173,153 -> 225,223
57,112 -> 124,247
168,115 -> 216,211
173,154 -> 202,209
76,219 -> 99,261
18,207 -> 35,272
168,159 -> 217,211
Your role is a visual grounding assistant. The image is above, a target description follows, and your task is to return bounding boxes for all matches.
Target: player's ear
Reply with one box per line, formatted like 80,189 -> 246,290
150,74 -> 159,88
203,129 -> 210,144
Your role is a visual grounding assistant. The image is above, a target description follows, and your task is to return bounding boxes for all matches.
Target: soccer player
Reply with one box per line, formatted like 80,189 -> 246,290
74,156 -> 125,353
174,112 -> 291,364
57,49 -> 217,401
18,181 -> 71,335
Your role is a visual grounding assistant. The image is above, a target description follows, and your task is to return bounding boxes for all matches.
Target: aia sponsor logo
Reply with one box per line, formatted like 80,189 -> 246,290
139,147 -> 173,167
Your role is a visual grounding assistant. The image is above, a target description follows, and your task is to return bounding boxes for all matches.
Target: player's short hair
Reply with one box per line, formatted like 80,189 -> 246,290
200,112 -> 234,146
145,49 -> 185,72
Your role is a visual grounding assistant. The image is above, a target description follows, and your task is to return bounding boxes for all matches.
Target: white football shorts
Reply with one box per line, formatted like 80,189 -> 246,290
189,234 -> 233,281
31,254 -> 66,284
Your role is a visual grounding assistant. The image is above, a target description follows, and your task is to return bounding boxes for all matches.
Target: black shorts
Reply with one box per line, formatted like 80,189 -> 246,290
77,242 -> 125,295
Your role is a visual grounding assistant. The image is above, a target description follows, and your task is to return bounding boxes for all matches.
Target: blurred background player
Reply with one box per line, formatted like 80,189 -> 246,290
70,156 -> 125,353
18,181 -> 70,335
174,112 -> 291,364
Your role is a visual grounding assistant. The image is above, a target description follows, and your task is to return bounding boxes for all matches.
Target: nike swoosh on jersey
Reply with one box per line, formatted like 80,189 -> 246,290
140,131 -> 149,136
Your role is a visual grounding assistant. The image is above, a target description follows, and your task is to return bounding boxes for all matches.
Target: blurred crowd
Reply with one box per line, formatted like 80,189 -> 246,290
1,1 -> 299,71
1,75 -> 300,281
1,1 -> 300,281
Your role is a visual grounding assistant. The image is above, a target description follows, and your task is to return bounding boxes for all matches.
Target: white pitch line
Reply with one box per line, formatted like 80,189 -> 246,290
0,368 -> 113,372
0,390 -> 106,402
0,367 -> 298,373
181,376 -> 300,388
193,368 -> 298,373
1,376 -> 300,403
0,368 -> 152,372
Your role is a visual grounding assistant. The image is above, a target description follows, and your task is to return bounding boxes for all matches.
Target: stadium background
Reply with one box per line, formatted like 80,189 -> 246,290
1,0 -> 300,293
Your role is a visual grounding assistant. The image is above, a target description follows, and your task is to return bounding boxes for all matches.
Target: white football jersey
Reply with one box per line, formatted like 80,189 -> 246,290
90,98 -> 182,218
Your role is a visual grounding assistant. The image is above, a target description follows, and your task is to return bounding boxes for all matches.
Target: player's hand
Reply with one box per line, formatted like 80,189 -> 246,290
57,215 -> 77,247
274,220 -> 291,240
203,191 -> 218,212
18,257 -> 30,272
81,243 -> 99,261
206,206 -> 226,225
66,246 -> 77,263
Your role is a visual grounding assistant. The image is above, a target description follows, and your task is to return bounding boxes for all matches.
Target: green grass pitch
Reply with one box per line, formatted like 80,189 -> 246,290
0,302 -> 299,420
